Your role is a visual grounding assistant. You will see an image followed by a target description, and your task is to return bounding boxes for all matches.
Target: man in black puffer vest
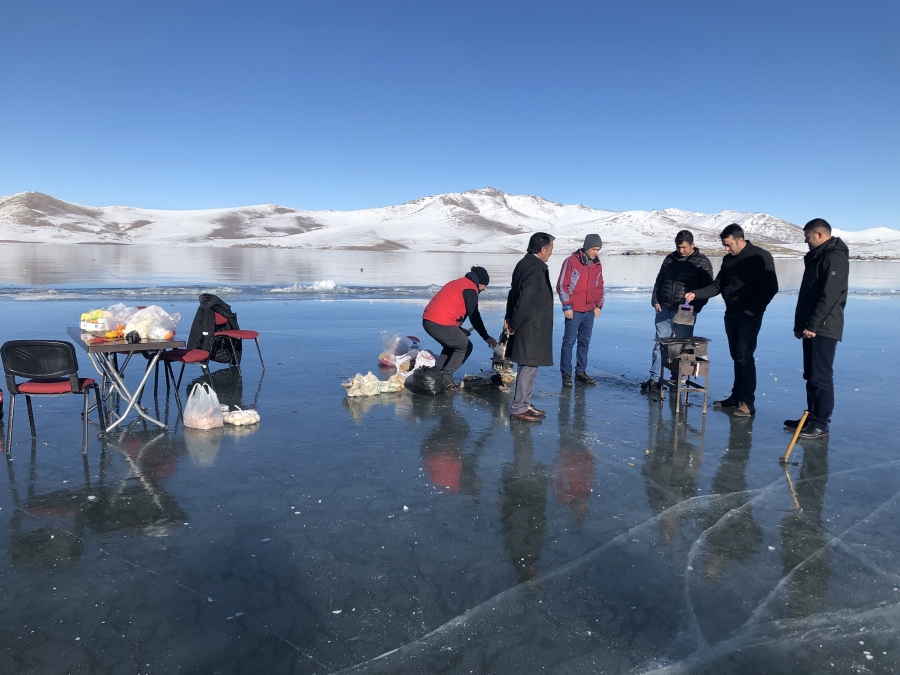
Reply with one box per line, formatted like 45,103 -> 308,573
685,223 -> 779,417
642,230 -> 714,392
785,218 -> 849,439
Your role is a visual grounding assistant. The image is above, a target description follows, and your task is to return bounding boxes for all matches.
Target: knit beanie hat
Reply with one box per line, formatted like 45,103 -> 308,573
470,266 -> 490,286
583,234 -> 603,250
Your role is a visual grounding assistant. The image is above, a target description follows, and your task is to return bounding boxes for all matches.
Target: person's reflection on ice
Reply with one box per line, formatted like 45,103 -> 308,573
642,398 -> 704,544
702,416 -> 763,582
780,438 -> 831,618
416,396 -> 481,495
499,423 -> 549,584
554,387 -> 596,521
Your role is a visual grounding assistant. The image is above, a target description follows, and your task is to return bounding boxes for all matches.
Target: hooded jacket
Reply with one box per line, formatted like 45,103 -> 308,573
187,293 -> 242,363
794,237 -> 849,341
692,241 -> 779,315
651,248 -> 714,312
556,249 -> 604,313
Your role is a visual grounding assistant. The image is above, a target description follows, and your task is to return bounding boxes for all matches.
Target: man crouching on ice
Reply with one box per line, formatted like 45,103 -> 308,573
422,266 -> 498,390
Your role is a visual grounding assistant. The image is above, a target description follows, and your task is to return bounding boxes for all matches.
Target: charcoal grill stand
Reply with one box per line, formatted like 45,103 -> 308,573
655,337 -> 710,414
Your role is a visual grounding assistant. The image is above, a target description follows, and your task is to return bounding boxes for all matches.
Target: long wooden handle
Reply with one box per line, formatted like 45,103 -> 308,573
781,410 -> 809,463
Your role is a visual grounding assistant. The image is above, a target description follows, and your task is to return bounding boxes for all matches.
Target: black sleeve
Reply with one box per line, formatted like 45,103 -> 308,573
751,252 -> 779,314
463,288 -> 490,341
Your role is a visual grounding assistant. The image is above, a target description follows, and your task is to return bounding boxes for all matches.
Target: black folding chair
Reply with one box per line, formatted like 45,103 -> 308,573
1,340 -> 105,455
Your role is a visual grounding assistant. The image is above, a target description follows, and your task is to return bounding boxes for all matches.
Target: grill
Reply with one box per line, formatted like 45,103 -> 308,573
654,336 -> 710,413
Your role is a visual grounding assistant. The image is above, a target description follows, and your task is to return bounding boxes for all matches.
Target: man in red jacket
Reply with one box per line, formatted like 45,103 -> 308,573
556,234 -> 604,387
422,266 -> 498,389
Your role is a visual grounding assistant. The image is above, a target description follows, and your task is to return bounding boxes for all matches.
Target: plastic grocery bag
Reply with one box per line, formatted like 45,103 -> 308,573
404,367 -> 446,396
379,330 -> 411,367
125,305 -> 183,341
183,383 -> 224,429
106,303 -> 140,327
343,372 -> 404,397
80,308 -> 110,333
222,406 -> 260,426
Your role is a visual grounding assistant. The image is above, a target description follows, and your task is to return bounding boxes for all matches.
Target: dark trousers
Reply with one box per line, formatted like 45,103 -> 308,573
724,311 -> 763,407
803,335 -> 838,431
560,311 -> 595,376
422,319 -> 472,380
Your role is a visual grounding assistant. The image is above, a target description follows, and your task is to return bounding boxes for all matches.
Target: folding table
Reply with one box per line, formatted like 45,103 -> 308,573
67,327 -> 185,432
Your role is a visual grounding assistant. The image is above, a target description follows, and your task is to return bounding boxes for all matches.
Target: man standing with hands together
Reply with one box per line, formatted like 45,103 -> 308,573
556,234 -> 604,387
787,218 -> 849,439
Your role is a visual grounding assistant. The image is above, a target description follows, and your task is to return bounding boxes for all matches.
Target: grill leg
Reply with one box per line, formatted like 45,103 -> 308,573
25,396 -> 36,438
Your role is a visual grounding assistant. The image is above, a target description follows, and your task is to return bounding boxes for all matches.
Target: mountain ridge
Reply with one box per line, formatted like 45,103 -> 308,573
0,189 -> 896,259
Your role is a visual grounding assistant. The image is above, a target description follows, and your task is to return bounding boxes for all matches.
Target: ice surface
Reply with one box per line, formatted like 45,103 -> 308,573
0,282 -> 897,673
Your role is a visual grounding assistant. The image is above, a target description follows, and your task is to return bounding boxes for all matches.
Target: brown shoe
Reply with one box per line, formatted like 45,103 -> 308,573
732,402 -> 755,417
528,405 -> 547,418
575,372 -> 596,385
511,410 -> 543,423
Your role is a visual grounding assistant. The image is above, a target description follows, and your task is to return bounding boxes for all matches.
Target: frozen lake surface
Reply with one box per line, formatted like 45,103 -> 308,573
0,249 -> 898,673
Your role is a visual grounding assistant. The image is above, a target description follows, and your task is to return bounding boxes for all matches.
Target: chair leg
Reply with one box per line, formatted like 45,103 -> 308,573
175,364 -> 186,391
166,361 -> 183,412
154,359 -> 160,397
83,392 -> 89,454
201,363 -> 214,389
254,338 -> 265,370
93,385 -> 107,431
5,395 -> 14,456
229,339 -> 241,373
25,396 -> 36,438
164,359 -> 171,391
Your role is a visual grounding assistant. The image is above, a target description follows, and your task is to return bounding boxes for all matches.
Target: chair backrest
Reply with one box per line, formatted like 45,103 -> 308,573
1,341 -> 79,380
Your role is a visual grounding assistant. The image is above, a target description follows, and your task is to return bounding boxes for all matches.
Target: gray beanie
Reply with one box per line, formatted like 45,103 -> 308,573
583,234 -> 603,250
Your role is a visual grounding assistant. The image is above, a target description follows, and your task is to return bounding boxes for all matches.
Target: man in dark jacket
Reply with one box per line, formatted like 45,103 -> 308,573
785,218 -> 849,439
505,232 -> 555,422
556,234 -> 604,387
422,266 -> 498,389
642,230 -> 714,392
685,223 -> 779,417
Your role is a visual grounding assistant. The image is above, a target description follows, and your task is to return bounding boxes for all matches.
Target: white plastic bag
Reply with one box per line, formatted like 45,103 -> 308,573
342,372 -> 405,397
379,330 -> 411,366
223,406 -> 260,426
106,303 -> 140,328
125,305 -> 183,341
183,383 -> 224,429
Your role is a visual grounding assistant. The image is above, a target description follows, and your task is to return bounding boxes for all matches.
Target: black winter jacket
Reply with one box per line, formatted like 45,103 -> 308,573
651,248 -> 714,312
794,237 -> 849,341
505,254 -> 554,366
692,241 -> 779,315
187,294 -> 242,363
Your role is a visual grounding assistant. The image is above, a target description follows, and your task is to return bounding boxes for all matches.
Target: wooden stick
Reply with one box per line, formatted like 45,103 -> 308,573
780,410 -> 809,464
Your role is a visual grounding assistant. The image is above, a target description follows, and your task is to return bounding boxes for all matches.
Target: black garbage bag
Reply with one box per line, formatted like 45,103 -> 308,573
404,367 -> 446,396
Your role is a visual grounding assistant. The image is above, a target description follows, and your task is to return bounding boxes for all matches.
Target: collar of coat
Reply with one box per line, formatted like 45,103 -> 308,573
528,252 -> 549,270
575,249 -> 601,266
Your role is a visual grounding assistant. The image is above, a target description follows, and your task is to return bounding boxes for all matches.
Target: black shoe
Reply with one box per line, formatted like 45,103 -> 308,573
575,372 -> 596,385
443,378 -> 458,391
640,379 -> 659,392
784,418 -> 805,430
713,397 -> 739,408
562,374 -> 573,388
798,426 -> 829,439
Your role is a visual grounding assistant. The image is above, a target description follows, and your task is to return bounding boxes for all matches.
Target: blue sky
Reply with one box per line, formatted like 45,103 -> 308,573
1,1 -> 897,230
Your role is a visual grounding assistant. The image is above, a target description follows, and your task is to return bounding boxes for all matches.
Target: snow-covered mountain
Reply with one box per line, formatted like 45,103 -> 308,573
1,188 -> 896,258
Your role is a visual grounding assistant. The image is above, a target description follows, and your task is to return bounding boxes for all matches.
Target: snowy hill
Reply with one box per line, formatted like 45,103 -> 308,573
1,188 -> 896,258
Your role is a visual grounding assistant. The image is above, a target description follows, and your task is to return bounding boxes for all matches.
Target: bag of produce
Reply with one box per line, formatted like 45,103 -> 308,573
183,383 -> 224,430
125,305 -> 183,341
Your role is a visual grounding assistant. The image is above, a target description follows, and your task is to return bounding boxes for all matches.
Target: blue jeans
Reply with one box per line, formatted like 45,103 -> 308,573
803,335 -> 837,432
649,307 -> 695,379
560,311 -> 595,376
724,311 -> 763,408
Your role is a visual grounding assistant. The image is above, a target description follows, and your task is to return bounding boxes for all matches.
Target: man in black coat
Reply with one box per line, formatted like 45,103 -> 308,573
642,230 -> 714,392
785,218 -> 849,439
505,232 -> 555,423
685,224 -> 779,417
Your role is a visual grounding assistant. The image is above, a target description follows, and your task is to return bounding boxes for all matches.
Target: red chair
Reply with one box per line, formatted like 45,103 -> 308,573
160,348 -> 213,411
1,340 -> 105,455
214,312 -> 264,370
